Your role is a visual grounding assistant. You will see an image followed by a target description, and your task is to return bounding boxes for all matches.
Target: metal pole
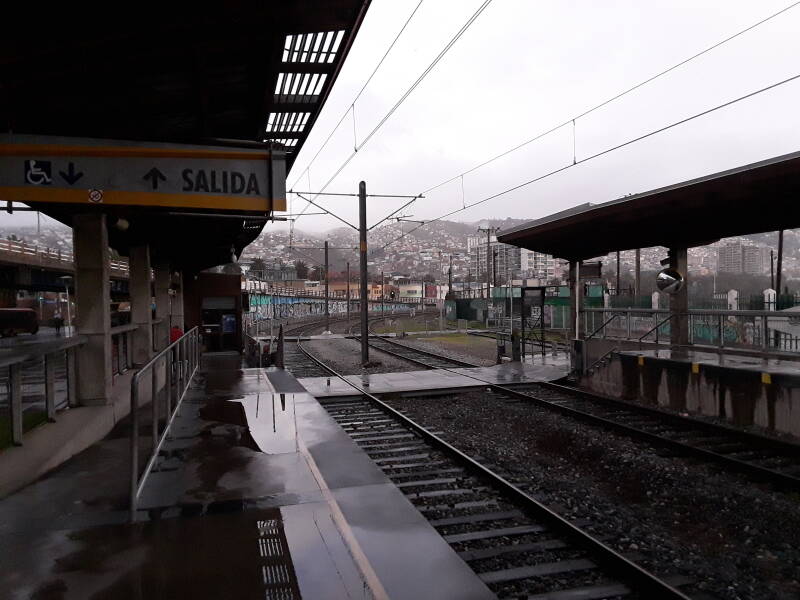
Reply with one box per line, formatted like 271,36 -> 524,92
776,229 -> 784,297
486,228 -> 491,300
129,377 -> 139,520
615,251 -> 621,296
448,255 -> 453,296
381,270 -> 385,322
324,240 -> 329,332
359,181 -> 369,364
770,249 -> 775,291
64,282 -> 72,336
634,248 -> 641,300
773,230 -> 782,346
346,262 -> 351,321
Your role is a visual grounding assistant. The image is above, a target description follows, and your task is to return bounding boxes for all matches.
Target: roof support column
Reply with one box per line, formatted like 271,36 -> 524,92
73,213 -> 112,406
153,262 -> 171,351
569,260 -> 584,373
171,271 -> 184,331
129,244 -> 153,366
669,247 -> 689,347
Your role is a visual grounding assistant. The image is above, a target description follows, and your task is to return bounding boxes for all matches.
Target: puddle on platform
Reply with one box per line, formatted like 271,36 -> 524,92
200,393 -> 299,455
234,394 -> 299,455
24,508 -> 302,600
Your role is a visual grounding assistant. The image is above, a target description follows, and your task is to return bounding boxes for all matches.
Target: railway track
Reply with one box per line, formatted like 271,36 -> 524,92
294,338 -> 690,599
358,334 -> 800,490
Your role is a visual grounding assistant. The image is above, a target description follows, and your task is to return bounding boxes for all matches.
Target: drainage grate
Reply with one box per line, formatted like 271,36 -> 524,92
256,512 -> 301,599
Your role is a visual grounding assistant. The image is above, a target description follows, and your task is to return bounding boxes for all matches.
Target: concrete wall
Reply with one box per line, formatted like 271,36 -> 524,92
581,353 -> 800,439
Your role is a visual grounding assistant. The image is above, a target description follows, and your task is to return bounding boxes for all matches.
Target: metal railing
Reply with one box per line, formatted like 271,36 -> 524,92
0,238 -> 129,276
583,307 -> 800,355
1,336 -> 84,447
129,326 -> 199,520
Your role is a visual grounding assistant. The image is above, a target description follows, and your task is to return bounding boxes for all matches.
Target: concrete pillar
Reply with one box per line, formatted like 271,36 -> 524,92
129,244 -> 153,365
669,246 -> 689,346
569,260 -> 584,372
171,271 -> 185,330
154,262 -> 171,350
73,213 -> 112,406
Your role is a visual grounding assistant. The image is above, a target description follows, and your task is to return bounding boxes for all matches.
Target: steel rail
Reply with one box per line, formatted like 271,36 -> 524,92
295,338 -> 689,598
360,335 -> 800,490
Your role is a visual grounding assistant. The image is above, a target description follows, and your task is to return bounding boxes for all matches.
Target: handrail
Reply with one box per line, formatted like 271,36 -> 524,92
638,314 -> 675,344
129,326 -> 200,521
585,313 -> 620,341
585,307 -> 792,318
3,338 -> 84,446
586,346 -> 618,374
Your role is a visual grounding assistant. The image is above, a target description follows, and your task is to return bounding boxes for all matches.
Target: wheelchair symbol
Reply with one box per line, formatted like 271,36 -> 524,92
24,160 -> 53,185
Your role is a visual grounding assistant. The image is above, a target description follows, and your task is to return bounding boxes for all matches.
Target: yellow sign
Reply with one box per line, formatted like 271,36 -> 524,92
0,135 -> 286,212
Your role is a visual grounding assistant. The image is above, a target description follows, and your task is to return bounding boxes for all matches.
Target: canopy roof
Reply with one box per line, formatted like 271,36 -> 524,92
0,1 -> 370,270
498,150 -> 800,261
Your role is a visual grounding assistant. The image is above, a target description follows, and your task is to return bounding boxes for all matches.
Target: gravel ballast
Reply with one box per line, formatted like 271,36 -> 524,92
384,390 -> 800,600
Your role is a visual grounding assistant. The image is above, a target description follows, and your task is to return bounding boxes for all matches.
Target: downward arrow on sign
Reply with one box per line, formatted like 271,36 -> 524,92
59,162 -> 84,185
143,167 -> 167,190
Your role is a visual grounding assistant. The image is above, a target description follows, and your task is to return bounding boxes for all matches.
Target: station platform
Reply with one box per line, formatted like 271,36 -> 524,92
1,353 -> 494,599
621,348 -> 800,382
583,348 -> 800,438
301,359 -> 570,398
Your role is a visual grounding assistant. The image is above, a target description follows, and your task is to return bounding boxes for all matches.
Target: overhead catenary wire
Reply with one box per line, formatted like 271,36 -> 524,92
372,0 -> 800,224
378,71 -> 800,251
294,193 -> 358,230
292,0 -> 494,223
289,0 -> 426,192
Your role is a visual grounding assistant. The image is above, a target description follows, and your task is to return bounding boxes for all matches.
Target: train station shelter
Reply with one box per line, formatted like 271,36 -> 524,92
498,149 -> 800,363
0,2 -> 370,404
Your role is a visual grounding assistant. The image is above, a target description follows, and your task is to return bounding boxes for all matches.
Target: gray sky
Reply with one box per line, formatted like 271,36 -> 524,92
3,0 -> 800,238
284,0 -> 800,233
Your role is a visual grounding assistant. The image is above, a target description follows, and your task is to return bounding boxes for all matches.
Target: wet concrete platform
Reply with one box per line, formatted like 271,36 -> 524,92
1,353 -> 494,599
585,349 -> 800,437
622,348 -> 800,380
301,359 -> 570,398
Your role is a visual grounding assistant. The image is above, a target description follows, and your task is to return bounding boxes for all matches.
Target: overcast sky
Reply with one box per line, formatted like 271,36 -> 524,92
283,0 -> 800,234
3,0 -> 800,238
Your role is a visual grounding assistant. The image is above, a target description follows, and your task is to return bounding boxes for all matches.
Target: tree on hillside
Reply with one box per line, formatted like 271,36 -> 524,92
294,260 -> 309,278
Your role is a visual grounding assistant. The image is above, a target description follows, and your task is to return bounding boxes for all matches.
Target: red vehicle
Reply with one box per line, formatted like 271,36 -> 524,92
0,308 -> 39,337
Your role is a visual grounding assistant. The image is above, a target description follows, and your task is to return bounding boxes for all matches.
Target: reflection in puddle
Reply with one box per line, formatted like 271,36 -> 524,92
234,394 -> 299,455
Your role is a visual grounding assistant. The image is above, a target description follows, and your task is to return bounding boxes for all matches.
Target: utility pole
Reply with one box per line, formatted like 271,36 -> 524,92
346,262 -> 351,321
615,251 -> 621,296
770,250 -> 775,291
324,240 -> 330,332
493,247 -> 498,287
635,248 -> 641,299
448,254 -> 453,296
476,227 -> 496,299
359,181 -> 369,364
381,270 -> 385,322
